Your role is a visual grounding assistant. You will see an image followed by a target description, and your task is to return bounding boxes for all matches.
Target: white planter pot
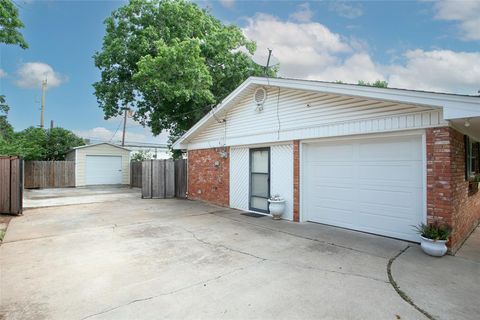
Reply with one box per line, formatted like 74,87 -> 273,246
268,199 -> 285,220
420,236 -> 448,257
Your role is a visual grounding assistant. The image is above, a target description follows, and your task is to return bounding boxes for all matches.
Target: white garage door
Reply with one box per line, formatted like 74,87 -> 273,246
85,155 -> 122,185
303,135 -> 423,242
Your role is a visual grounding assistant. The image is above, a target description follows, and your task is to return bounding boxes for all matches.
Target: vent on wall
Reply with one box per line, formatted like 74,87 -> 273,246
253,87 -> 267,112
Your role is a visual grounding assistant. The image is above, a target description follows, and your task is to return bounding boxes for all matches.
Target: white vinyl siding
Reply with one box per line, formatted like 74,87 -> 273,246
186,87 -> 446,150
302,134 -> 424,241
73,144 -> 130,186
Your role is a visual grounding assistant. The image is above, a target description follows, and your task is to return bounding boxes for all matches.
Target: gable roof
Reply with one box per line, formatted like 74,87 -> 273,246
68,142 -> 131,153
173,76 -> 480,149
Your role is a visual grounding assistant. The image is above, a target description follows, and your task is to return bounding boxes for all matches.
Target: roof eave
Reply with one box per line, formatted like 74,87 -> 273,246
172,76 -> 480,149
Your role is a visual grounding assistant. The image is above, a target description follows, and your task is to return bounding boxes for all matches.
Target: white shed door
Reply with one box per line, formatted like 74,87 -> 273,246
303,135 -> 423,242
85,155 -> 122,185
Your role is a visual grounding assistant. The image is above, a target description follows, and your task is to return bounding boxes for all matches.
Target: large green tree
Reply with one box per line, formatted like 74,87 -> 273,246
94,0 -> 274,145
0,127 -> 85,160
0,0 -> 28,49
0,95 -> 13,141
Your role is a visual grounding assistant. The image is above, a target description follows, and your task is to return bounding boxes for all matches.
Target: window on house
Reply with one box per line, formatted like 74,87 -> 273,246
465,135 -> 480,179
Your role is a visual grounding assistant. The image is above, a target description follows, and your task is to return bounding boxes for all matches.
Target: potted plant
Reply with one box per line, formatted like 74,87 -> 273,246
414,221 -> 452,257
268,194 -> 285,220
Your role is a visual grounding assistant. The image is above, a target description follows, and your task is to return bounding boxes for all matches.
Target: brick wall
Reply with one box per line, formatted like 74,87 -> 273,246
187,147 -> 230,207
450,129 -> 480,251
426,127 -> 480,252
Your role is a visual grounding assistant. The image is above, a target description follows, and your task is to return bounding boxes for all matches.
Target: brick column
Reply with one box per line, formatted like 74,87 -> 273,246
293,140 -> 300,222
426,127 -> 454,226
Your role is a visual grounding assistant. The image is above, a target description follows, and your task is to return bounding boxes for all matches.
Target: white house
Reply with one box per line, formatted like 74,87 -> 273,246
173,77 -> 480,252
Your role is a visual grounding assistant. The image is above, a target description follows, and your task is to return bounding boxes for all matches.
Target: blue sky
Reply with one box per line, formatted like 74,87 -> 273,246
1,0 -> 479,144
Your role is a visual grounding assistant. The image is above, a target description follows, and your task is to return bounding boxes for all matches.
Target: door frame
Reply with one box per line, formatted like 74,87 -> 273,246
249,147 -> 271,213
299,130 -> 427,229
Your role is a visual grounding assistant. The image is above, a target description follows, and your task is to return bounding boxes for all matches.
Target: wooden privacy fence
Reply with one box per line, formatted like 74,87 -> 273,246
141,159 -> 187,199
130,161 -> 142,188
0,156 -> 23,215
174,159 -> 187,199
24,161 -> 75,189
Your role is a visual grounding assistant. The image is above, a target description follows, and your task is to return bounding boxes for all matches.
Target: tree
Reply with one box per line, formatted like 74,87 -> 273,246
0,0 -> 28,49
94,0 -> 274,147
131,150 -> 152,162
0,127 -> 85,160
0,95 -> 14,141
357,80 -> 388,88
44,127 -> 85,160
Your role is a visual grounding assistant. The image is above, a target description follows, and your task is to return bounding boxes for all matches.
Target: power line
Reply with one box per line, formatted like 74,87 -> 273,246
108,119 -> 123,142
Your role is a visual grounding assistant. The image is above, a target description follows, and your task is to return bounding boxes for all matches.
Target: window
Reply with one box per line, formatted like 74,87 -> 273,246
249,148 -> 270,213
465,135 -> 480,179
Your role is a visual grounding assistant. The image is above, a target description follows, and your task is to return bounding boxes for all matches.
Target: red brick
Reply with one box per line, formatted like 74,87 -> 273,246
187,147 -> 229,207
426,127 -> 480,252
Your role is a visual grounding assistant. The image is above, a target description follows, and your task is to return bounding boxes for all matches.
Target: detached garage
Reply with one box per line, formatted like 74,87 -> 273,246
66,143 -> 130,186
173,76 -> 480,252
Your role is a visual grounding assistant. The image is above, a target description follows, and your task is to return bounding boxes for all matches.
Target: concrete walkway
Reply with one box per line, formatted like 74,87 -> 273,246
392,227 -> 480,320
1,188 -> 478,319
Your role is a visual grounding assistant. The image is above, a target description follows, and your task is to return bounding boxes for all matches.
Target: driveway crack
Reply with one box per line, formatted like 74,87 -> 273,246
181,227 -> 388,284
387,245 -> 436,320
79,260 -> 264,320
180,226 -> 267,262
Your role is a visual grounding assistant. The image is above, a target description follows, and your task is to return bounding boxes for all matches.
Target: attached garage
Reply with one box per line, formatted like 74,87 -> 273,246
66,143 -> 130,187
173,76 -> 480,251
302,134 -> 424,242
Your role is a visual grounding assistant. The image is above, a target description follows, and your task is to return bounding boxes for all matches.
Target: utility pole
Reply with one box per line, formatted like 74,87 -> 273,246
40,79 -> 47,128
121,106 -> 129,147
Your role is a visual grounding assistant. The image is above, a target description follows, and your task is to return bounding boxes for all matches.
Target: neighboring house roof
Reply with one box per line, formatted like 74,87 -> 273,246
68,142 -> 131,153
173,76 -> 480,150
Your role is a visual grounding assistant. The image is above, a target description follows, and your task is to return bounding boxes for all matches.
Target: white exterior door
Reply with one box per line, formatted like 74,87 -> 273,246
85,155 -> 122,185
302,135 -> 423,242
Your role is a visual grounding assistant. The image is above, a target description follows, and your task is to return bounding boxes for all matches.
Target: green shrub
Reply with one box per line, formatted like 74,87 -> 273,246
414,222 -> 451,241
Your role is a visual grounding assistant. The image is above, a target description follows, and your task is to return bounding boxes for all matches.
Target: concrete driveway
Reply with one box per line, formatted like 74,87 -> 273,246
1,187 -> 478,320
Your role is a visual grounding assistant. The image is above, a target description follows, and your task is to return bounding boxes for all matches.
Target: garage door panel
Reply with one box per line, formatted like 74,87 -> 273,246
86,156 -> 122,185
314,194 -> 416,219
358,138 -> 421,160
303,135 -> 423,242
358,162 -> 421,184
307,163 -> 353,179
307,143 -> 353,159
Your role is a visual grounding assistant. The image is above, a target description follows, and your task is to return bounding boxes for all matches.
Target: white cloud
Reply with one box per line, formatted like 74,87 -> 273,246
0,69 -> 7,78
387,50 -> 480,93
243,13 -> 480,94
219,0 -> 235,9
289,3 -> 314,23
243,13 -> 351,78
14,62 -> 66,89
433,0 -> 480,40
329,2 -> 363,19
75,126 -> 170,145
311,53 -> 385,83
